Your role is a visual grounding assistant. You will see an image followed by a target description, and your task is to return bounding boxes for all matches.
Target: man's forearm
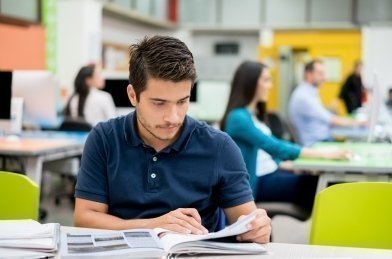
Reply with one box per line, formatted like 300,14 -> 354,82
74,210 -> 158,230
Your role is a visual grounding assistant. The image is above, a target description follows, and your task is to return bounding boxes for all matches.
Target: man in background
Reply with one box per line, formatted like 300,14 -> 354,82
289,59 -> 364,146
339,61 -> 365,114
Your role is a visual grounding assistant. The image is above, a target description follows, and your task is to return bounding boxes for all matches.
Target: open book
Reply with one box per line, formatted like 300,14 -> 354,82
61,211 -> 267,258
0,220 -> 60,252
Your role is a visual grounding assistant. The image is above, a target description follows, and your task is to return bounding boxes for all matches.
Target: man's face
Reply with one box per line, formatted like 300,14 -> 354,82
127,78 -> 192,145
308,62 -> 326,87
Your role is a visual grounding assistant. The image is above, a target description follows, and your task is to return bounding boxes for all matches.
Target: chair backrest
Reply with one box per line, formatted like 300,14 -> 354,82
0,171 -> 39,220
266,112 -> 298,143
309,182 -> 392,249
59,118 -> 92,132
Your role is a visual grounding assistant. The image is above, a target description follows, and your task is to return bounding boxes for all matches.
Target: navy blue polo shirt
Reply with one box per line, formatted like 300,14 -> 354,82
75,112 -> 253,231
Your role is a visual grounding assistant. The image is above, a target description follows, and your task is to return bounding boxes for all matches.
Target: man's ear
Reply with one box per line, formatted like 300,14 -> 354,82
127,84 -> 137,106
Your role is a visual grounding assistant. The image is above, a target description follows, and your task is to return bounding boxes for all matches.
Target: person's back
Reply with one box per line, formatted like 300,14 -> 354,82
68,88 -> 116,126
339,61 -> 364,114
64,64 -> 116,126
288,82 -> 331,146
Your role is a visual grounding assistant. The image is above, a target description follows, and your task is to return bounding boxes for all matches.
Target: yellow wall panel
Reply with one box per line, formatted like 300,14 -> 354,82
259,30 -> 361,115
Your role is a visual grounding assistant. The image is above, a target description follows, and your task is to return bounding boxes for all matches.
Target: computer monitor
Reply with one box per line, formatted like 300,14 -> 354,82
103,79 -> 134,116
0,71 -> 12,133
187,80 -> 230,123
367,78 -> 380,143
190,81 -> 198,103
103,79 -> 134,107
365,73 -> 392,143
12,70 -> 58,128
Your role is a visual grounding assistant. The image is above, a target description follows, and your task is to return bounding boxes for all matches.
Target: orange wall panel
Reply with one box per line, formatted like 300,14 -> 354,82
0,24 -> 46,70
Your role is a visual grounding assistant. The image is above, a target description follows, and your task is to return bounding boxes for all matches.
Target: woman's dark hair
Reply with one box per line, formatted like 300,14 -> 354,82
64,64 -> 95,118
220,61 -> 268,130
128,35 -> 196,101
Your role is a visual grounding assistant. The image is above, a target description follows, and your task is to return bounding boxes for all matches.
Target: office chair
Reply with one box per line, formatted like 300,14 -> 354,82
45,118 -> 92,206
256,202 -> 310,221
257,112 -> 311,223
0,171 -> 39,220
309,182 -> 392,249
266,112 -> 298,143
58,118 -> 92,132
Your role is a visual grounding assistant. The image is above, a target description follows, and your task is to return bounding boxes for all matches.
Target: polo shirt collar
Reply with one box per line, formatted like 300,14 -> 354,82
123,111 -> 196,153
168,115 -> 195,153
123,112 -> 143,147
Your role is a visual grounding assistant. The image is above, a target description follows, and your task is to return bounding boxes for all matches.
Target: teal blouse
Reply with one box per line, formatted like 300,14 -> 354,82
225,108 -> 302,194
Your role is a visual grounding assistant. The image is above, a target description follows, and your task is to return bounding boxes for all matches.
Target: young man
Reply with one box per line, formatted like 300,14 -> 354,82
289,59 -> 364,146
74,36 -> 271,244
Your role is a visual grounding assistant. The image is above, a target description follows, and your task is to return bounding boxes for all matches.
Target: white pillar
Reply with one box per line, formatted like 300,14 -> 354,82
56,0 -> 103,99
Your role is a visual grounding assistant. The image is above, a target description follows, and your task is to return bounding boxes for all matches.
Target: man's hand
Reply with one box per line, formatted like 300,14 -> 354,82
154,208 -> 208,235
236,209 -> 271,244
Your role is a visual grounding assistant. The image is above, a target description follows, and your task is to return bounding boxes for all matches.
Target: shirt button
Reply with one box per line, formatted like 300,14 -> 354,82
152,157 -> 157,162
151,173 -> 156,179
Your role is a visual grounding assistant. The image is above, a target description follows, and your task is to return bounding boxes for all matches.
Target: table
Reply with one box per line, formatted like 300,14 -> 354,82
2,226 -> 391,258
331,125 -> 369,141
293,142 -> 392,193
0,131 -> 88,188
58,227 -> 392,258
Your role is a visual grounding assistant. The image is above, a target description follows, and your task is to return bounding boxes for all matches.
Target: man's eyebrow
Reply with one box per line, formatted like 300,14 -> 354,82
178,96 -> 190,101
149,96 -> 190,102
149,98 -> 167,102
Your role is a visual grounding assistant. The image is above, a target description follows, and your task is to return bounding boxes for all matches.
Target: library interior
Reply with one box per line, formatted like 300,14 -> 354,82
0,0 -> 392,258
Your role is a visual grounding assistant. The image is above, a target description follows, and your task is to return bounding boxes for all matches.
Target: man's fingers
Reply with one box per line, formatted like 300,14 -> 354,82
236,209 -> 271,244
169,209 -> 208,234
178,208 -> 202,223
247,212 -> 271,229
238,223 -> 271,242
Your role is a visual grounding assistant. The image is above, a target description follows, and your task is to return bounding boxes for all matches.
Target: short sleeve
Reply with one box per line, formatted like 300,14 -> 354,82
215,136 -> 254,209
75,125 -> 109,204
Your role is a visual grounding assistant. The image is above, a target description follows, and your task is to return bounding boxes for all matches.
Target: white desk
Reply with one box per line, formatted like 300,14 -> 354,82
331,125 -> 369,141
293,142 -> 392,193
0,131 -> 87,188
60,227 -> 392,258
2,226 -> 391,258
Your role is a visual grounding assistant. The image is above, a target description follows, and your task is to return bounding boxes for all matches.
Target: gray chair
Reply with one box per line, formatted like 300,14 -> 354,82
44,118 -> 92,205
256,202 -> 310,221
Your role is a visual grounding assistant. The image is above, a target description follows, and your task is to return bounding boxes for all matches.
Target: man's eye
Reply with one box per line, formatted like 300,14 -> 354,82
153,102 -> 164,106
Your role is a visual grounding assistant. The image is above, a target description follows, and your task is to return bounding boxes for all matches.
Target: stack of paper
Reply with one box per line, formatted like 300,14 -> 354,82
0,220 -> 60,253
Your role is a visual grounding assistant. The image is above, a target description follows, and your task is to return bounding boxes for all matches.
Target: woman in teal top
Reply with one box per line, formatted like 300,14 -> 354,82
221,61 -> 348,211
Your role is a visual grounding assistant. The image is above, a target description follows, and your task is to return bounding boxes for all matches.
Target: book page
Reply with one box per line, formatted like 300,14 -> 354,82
157,210 -> 258,252
0,221 -> 59,252
61,229 -> 164,258
0,220 -> 56,239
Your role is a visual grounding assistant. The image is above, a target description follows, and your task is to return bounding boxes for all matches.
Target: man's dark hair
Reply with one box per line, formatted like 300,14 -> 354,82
128,35 -> 197,100
304,59 -> 323,74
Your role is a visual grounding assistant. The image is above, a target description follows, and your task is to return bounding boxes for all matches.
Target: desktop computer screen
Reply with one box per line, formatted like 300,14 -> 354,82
0,71 -> 12,120
190,82 -> 198,103
103,79 -> 133,108
0,71 -> 12,133
12,70 -> 58,128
